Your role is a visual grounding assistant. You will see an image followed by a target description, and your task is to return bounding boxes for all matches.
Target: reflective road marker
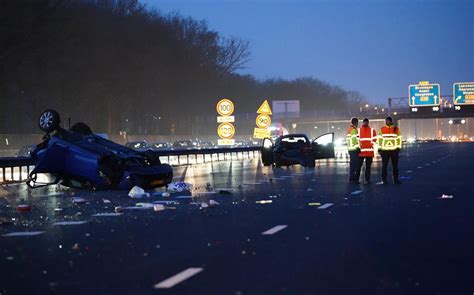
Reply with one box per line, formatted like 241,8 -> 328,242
318,203 -> 334,209
154,267 -> 203,289
262,225 -> 288,235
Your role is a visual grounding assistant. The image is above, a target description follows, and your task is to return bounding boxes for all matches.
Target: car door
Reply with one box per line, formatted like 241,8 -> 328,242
312,133 -> 335,159
261,138 -> 275,166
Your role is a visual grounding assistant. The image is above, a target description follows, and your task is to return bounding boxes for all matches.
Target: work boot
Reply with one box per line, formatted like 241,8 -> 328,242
381,179 -> 388,185
394,179 -> 402,184
364,180 -> 371,185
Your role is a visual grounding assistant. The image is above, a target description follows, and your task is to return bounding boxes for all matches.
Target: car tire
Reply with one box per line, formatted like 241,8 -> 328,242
39,109 -> 61,133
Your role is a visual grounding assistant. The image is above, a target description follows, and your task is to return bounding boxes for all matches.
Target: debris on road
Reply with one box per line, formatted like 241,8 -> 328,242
438,194 -> 454,199
102,199 -> 111,204
128,186 -> 150,198
0,217 -> 14,226
256,200 -> 272,204
72,197 -> 87,204
351,190 -> 363,195
308,202 -> 321,206
153,204 -> 165,212
16,204 -> 32,212
209,200 -> 219,206
153,191 -> 171,197
167,182 -> 193,192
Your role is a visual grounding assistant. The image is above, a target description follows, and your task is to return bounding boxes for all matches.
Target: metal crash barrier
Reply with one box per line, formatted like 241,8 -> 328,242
0,147 -> 261,184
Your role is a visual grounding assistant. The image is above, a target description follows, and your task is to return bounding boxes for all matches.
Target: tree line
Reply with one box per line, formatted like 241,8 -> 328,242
0,0 -> 366,134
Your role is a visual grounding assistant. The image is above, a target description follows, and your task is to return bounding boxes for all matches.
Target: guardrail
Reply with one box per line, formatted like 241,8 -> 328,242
0,147 -> 261,184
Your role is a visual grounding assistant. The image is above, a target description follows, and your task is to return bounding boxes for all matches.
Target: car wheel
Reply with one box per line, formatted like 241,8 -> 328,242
39,109 -> 60,133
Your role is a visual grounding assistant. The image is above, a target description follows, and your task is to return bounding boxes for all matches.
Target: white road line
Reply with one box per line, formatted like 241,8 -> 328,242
3,231 -> 45,237
91,213 -> 122,217
154,267 -> 203,289
318,203 -> 333,209
262,225 -> 288,235
406,170 -> 413,173
53,221 -> 88,226
351,190 -> 363,195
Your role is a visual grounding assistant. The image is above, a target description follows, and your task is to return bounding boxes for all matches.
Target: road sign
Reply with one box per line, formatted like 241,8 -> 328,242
408,82 -> 440,107
218,139 -> 235,146
256,114 -> 271,129
253,128 -> 271,139
216,99 -> 234,116
257,100 -> 272,115
217,122 -> 235,139
217,116 -> 235,123
453,82 -> 474,105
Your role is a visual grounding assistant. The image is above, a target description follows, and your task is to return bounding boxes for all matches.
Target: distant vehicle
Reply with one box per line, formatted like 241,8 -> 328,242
172,140 -> 193,150
125,141 -> 148,151
28,109 -> 172,190
261,133 -> 335,167
148,142 -> 170,151
16,144 -> 36,157
199,141 -> 215,149
234,140 -> 248,147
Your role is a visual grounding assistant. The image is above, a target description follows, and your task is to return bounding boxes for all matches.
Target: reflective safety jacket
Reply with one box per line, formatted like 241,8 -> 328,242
346,125 -> 359,151
378,124 -> 402,151
358,126 -> 377,157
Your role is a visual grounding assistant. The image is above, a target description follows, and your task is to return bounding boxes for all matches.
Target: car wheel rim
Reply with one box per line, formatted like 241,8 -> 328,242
39,112 -> 54,129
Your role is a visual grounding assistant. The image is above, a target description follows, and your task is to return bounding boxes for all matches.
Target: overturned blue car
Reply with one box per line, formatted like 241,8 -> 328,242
28,109 -> 173,190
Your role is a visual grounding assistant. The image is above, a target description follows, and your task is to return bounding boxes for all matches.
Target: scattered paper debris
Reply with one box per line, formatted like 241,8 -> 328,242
102,199 -> 111,204
351,190 -> 363,195
209,200 -> 219,206
256,200 -> 272,204
438,194 -> 454,199
72,197 -> 87,204
167,182 -> 193,192
153,204 -> 165,212
308,202 -> 321,206
128,186 -> 150,198
16,204 -> 32,212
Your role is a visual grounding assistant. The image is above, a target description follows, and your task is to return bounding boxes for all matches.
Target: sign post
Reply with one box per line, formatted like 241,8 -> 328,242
408,81 -> 440,112
216,99 -> 235,145
253,100 -> 272,139
453,82 -> 474,110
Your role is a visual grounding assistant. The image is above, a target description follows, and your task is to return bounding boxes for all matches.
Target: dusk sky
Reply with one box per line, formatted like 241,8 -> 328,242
144,0 -> 473,104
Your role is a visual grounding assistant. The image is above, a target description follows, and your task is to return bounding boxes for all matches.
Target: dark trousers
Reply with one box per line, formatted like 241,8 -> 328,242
358,157 -> 373,181
380,150 -> 400,181
348,150 -> 361,181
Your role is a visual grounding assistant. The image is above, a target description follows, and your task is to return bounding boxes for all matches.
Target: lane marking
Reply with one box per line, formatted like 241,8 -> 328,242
406,170 -> 413,173
3,231 -> 45,237
154,267 -> 203,289
91,213 -> 122,217
262,225 -> 288,235
351,190 -> 363,195
318,203 -> 333,209
417,166 -> 423,169
53,221 -> 88,226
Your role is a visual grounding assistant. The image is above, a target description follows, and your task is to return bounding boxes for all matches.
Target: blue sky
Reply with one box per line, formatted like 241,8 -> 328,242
143,0 -> 473,104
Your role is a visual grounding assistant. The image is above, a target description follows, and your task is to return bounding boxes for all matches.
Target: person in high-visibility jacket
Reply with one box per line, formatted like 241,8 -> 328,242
346,117 -> 360,183
357,118 -> 377,184
378,116 -> 402,184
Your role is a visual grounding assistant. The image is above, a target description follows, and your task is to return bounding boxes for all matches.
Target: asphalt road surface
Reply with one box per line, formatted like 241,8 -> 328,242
0,142 -> 473,295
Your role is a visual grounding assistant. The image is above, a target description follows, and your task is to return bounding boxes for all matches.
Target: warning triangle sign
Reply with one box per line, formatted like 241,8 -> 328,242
257,100 -> 272,115
386,141 -> 394,146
